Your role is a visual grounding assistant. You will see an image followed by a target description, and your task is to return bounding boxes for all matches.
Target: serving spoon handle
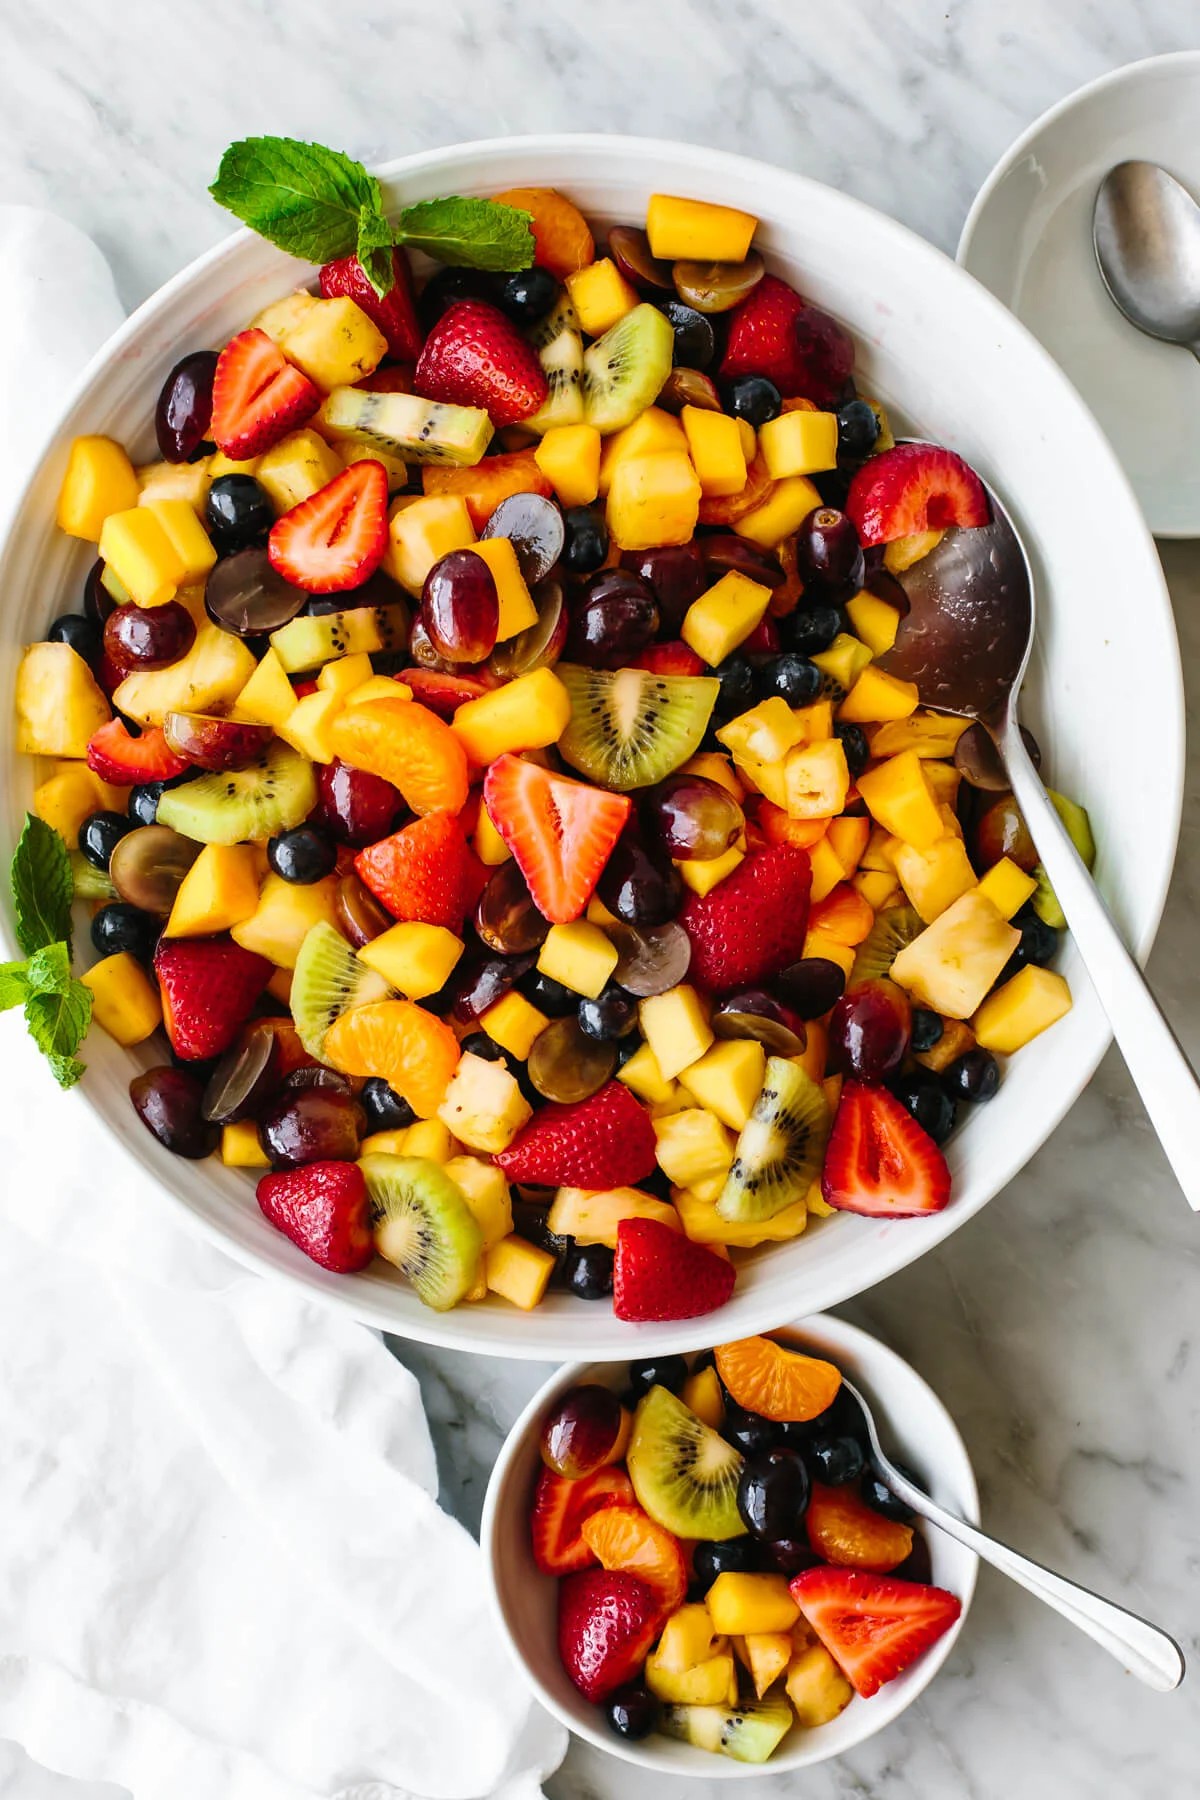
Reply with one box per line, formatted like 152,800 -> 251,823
993,709 -> 1200,1212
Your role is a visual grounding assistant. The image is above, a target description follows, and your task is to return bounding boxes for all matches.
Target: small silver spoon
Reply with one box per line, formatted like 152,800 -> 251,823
1093,160 -> 1200,357
880,452 -> 1200,1214
841,1373 -> 1185,1691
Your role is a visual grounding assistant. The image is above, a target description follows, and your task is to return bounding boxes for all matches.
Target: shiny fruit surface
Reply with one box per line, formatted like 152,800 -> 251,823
109,825 -> 200,915
540,1383 -> 626,1478
645,773 -> 743,860
201,1020 -> 283,1124
775,956 -> 846,1019
791,301 -> 856,407
568,570 -> 659,665
828,977 -> 912,1082
163,711 -> 273,772
476,860 -> 552,954
258,1086 -> 364,1169
972,793 -> 1038,871
131,1066 -> 220,1158
481,492 -> 565,584
314,758 -> 403,847
205,547 -> 307,637
488,578 -> 567,678
422,549 -> 500,664
596,829 -> 684,927
794,507 -> 864,595
155,350 -> 218,462
607,226 -> 673,293
737,1447 -> 811,1539
619,542 -> 706,632
527,1016 -> 618,1102
608,920 -> 692,998
673,252 -> 765,314
103,600 -> 196,674
333,872 -> 392,947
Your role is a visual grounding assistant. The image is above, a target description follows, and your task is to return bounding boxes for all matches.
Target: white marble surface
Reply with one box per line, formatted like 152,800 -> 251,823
2,2 -> 1199,1795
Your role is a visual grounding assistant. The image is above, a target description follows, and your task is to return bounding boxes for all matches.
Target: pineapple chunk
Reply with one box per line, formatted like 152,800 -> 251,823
230,646 -> 296,727
857,749 -> 945,850
653,1108 -> 734,1189
758,409 -> 838,478
470,536 -> 538,640
855,868 -> 902,910
548,1186 -> 681,1248
437,1051 -> 531,1154
143,499 -> 217,584
15,643 -> 110,757
598,408 -> 687,496
251,290 -> 318,343
646,194 -> 757,261
786,1644 -> 853,1726
838,665 -> 920,724
681,1364 -> 725,1429
275,689 -> 341,763
845,589 -> 901,656
136,458 -> 210,511
164,844 -> 261,937
606,449 -> 701,551
565,257 -> 639,336
737,1632 -> 793,1699
400,1119 -> 460,1163
827,814 -> 871,876
81,952 -> 162,1045
221,1120 -> 270,1168
536,920 -> 619,998
717,697 -> 805,764
891,835 -> 977,923
480,990 -> 549,1060
450,667 -> 571,763
891,891 -> 1021,1019
973,964 -> 1072,1053
385,494 -> 477,595
676,842 -> 743,896
732,473 -> 821,548
682,571 -> 771,667
639,985 -> 713,1080
56,435 -> 140,540
113,623 -> 257,727
784,738 -> 850,820
975,856 -> 1039,921
868,710 -> 970,759
280,295 -> 387,391
646,1646 -> 737,1706
813,631 -> 872,692
652,1603 -> 724,1673
230,873 -> 338,970
485,1234 -> 555,1309
678,1039 -> 766,1131
443,1155 -> 514,1247
98,506 -> 186,607
534,423 -> 602,508
359,922 -> 464,999
681,751 -> 744,799
207,449 -> 262,479
345,674 -> 412,707
681,407 -> 747,497
673,1186 -> 808,1246
885,527 -> 944,572
616,1040 -> 676,1106
256,428 -> 343,513
706,1573 -> 799,1635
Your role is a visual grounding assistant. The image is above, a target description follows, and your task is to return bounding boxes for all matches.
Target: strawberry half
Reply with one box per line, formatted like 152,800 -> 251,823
320,248 -> 424,363
268,461 -> 389,594
496,1081 -> 656,1189
256,1161 -> 375,1273
354,812 -> 475,930
630,641 -> 706,677
210,328 -> 319,460
557,1567 -> 661,1701
821,1081 -> 951,1217
790,1566 -> 962,1699
613,1217 -> 736,1323
87,718 -> 190,784
531,1464 -> 636,1575
154,937 -> 272,1061
414,299 -> 548,428
482,754 -> 630,924
679,843 -> 812,993
846,443 -> 990,546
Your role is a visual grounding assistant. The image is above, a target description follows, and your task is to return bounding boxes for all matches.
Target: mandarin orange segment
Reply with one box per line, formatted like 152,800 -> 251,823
805,1481 -> 914,1573
809,884 -> 875,946
421,449 -> 552,532
714,1335 -> 843,1423
330,698 -> 469,817
767,534 -> 805,619
580,1502 -> 688,1613
697,452 -> 774,526
492,186 -> 595,278
322,998 -> 460,1118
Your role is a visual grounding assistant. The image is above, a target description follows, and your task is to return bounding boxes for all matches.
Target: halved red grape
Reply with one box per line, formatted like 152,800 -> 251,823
475,861 -> 551,954
422,549 -> 499,663
155,350 -> 219,463
103,600 -> 196,675
527,1016 -> 617,1102
333,873 -> 392,947
775,957 -> 846,1019
655,367 -> 722,414
205,548 -> 307,638
971,794 -> 1037,871
109,825 -> 200,915
406,613 -> 459,672
567,570 -> 659,665
315,758 -> 404,847
619,543 -> 707,632
607,225 -> 674,293
673,253 -> 765,314
712,989 -> 807,1056
202,1020 -> 283,1124
608,920 -> 692,998
596,828 -> 684,927
258,1086 -> 364,1168
828,977 -> 912,1081
700,535 -> 785,587
163,711 -> 273,771
481,492 -> 564,584
540,1383 -> 627,1477
645,774 -> 744,860
449,951 -> 537,1024
131,1066 -> 220,1158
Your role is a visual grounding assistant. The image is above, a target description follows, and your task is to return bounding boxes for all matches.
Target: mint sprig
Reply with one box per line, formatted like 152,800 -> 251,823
210,135 -> 534,294
5,815 -> 91,1089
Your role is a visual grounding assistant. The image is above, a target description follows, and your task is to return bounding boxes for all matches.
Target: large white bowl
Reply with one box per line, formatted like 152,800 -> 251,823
0,135 -> 1182,1357
481,1315 -> 979,1775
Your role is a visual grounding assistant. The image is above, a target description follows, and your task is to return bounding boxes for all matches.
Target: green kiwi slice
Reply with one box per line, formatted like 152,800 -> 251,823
626,1384 -> 746,1540
850,904 -> 925,986
156,741 -> 317,846
358,1154 -> 483,1311
291,922 -> 393,1059
526,293 -> 585,432
582,303 -> 675,433
660,1700 -> 793,1764
556,664 -> 719,791
269,603 -> 410,674
319,386 -> 494,466
717,1056 -> 830,1224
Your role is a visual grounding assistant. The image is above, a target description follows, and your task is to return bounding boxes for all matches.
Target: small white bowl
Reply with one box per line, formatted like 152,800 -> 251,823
481,1315 -> 979,1775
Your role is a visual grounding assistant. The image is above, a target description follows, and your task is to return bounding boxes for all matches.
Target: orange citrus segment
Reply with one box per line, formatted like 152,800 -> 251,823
330,698 -> 469,817
580,1503 -> 688,1613
491,186 -> 595,278
697,451 -> 774,526
322,998 -> 460,1119
715,1335 -> 843,1423
805,1481 -> 914,1573
422,449 -> 552,532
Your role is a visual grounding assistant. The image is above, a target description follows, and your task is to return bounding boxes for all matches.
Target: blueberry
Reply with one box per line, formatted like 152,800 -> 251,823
783,604 -> 842,656
737,1448 -> 810,1539
418,266 -> 497,329
79,810 -> 133,871
1003,907 -> 1060,980
129,782 -> 166,827
359,1077 -> 416,1133
614,1034 -> 641,1070
561,506 -> 609,575
721,1397 -> 776,1455
512,1204 -> 570,1265
764,1536 -> 820,1575
497,267 -> 559,322
90,902 -> 157,963
713,654 -> 755,721
943,1048 -> 1000,1103
605,1683 -> 659,1740
521,970 -> 578,1017
807,1434 -> 865,1486
267,826 -> 337,884
577,985 -> 638,1042
836,398 -> 880,460
723,374 -> 781,426
48,613 -> 101,663
890,1070 -> 957,1146
661,298 -> 715,369
692,1536 -> 762,1593
910,1007 -> 944,1053
627,1354 -> 688,1399
862,1468 -> 917,1523
460,1031 -> 508,1065
835,722 -> 870,780
204,474 -> 273,556
564,1241 -> 615,1300
755,652 -> 822,707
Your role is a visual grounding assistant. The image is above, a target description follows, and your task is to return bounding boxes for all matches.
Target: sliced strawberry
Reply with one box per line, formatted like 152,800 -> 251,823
256,1161 -> 374,1273
414,299 -> 547,428
846,443 -> 990,546
679,843 -> 812,993
319,248 -> 424,362
821,1081 -> 951,1217
154,937 -> 272,1061
496,1081 -> 656,1189
87,718 -> 190,785
268,461 -> 389,594
482,754 -> 630,924
531,1463 -> 636,1575
313,757 -> 403,848
630,640 -> 706,677
557,1567 -> 661,1701
210,328 -> 319,460
400,667 -> 498,717
790,1566 -> 962,1699
354,812 -> 474,929
613,1217 -> 736,1323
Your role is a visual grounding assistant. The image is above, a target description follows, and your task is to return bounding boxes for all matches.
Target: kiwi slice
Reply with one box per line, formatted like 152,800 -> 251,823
1029,864 -> 1066,931
626,1385 -> 746,1540
269,603 -> 410,674
157,741 -> 317,846
70,851 -> 116,901
359,1153 -> 484,1310
849,903 -> 924,986
291,922 -> 393,1059
557,664 -> 719,791
319,386 -> 494,466
660,1699 -> 793,1764
582,303 -> 675,433
717,1057 -> 830,1224
526,293 -> 584,432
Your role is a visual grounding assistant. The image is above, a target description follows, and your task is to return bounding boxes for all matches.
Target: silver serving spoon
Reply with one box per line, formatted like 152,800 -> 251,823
841,1373 -> 1185,1691
1093,160 -> 1200,356
879,453 -> 1200,1212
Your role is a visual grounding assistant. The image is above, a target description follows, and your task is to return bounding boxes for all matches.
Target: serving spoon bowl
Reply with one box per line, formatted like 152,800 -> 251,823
1093,159 -> 1200,358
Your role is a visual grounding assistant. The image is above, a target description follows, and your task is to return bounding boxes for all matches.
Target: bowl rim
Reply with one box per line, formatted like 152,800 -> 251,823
0,133 -> 1184,1356
479,1311 -> 981,1775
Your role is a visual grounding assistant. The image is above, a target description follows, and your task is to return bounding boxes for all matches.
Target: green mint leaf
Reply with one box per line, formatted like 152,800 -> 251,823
356,204 -> 396,299
0,959 -> 30,1011
11,814 -> 73,958
210,136 -> 383,265
24,977 -> 91,1089
25,941 -> 70,994
395,197 -> 534,272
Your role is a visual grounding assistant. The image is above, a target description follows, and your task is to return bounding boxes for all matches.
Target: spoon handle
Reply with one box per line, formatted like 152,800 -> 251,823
994,711 -> 1200,1213
879,1462 -> 1185,1692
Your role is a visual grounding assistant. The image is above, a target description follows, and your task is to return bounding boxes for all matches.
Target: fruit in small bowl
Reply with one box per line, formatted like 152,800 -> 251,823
482,1313 -> 977,1773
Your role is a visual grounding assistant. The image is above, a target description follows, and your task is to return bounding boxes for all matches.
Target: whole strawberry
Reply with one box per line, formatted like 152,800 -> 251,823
256,1161 -> 375,1272
557,1567 -> 661,1701
154,937 -> 273,1060
720,273 -> 855,407
496,1081 -> 656,1188
413,299 -> 548,427
320,248 -> 424,362
613,1217 -> 736,1322
679,843 -> 812,993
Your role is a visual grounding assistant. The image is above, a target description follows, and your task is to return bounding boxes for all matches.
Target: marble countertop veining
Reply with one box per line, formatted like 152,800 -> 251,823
1,2 -> 1199,1795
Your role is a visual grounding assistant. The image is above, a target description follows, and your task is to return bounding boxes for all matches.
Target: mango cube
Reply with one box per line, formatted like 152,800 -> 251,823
680,406 -> 747,497
164,844 -> 261,937
230,647 -> 297,728
480,990 -> 549,1060
807,834 -> 849,903
255,428 -> 343,513
276,689 -> 342,763
358,922 -> 464,999
469,536 -> 538,640
681,1364 -> 726,1430
231,873 -> 338,970
646,193 -> 757,262
844,589 -> 901,655
280,295 -> 387,391
653,1108 -> 733,1189
786,1644 -> 853,1726
536,920 -> 618,998
891,834 -> 977,923
616,1041 -> 675,1107
534,423 -> 602,508
857,750 -> 945,850
345,674 -> 412,707
598,408 -> 687,495
221,1120 -> 270,1168
98,506 -> 185,607
645,1646 -> 736,1706
973,964 -> 1072,1053
732,473 -> 821,548
399,1119 -> 460,1163
706,1573 -> 799,1635
891,890 -> 1021,1019
33,765 -> 121,848
56,435 -> 141,540
758,408 -> 838,478
385,494 -> 476,595
82,952 -> 162,1046
606,449 -> 701,551
450,667 -> 571,763
485,1234 -> 555,1309
473,800 -> 511,866
682,570 -> 772,666
565,257 -> 639,336
316,651 -> 375,699
826,814 -> 871,876
437,1053 -> 530,1155
442,1156 -> 513,1248
676,842 -> 744,896
682,751 -> 744,799
638,984 -> 713,1079
975,856 -> 1039,921
838,664 -> 920,724
143,499 -> 217,583
679,1039 -> 766,1131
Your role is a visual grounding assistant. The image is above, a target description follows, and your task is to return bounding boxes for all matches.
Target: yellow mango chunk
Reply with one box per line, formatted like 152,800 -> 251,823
678,1039 -> 766,1131
674,1185 -> 808,1246
606,449 -> 701,551
534,423 -> 602,508
470,536 -> 537,640
891,835 -> 977,923
537,920 -> 618,998
758,409 -> 839,478
653,1107 -> 733,1188
385,494 -> 476,595
358,922 -> 463,1000
735,1630 -> 794,1699
732,474 -> 821,548
442,1156 -> 513,1248
787,1644 -> 853,1726
838,664 -> 920,724
548,1185 -> 681,1247
485,1234 -> 555,1309
473,799 -> 511,867
222,1120 -> 270,1168
706,1573 -> 799,1635
652,1603 -> 724,1674
136,458 -> 210,512
973,964 -> 1072,1053
975,856 -> 1039,921
480,990 -> 549,1060
682,570 -> 771,666
98,507 -> 185,607
639,984 -> 713,1080
844,589 -> 901,656
857,750 -> 945,851
230,647 -> 296,728
646,193 -> 757,261
33,765 -> 120,848
826,814 -> 870,876
565,257 -> 639,336
451,667 -> 570,764
231,873 -> 338,970
885,527 -> 943,572
682,1365 -> 726,1430
807,835 -> 848,903
164,844 -> 261,937
616,1041 -> 675,1107
680,407 -> 747,497
316,651 -> 375,699
276,689 -> 342,763
868,710 -> 970,759
82,952 -> 161,1046
281,295 -> 387,391
676,842 -> 744,896
717,697 -> 804,764
645,1646 -> 736,1706
56,435 -> 140,540
598,408 -> 687,496
143,499 -> 217,584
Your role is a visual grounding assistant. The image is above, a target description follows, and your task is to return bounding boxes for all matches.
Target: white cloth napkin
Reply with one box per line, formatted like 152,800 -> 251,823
0,207 -> 567,1800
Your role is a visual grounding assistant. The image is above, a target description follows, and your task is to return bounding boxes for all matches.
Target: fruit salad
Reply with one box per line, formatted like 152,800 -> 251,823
11,139 -> 1089,1320
532,1335 -> 963,1763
